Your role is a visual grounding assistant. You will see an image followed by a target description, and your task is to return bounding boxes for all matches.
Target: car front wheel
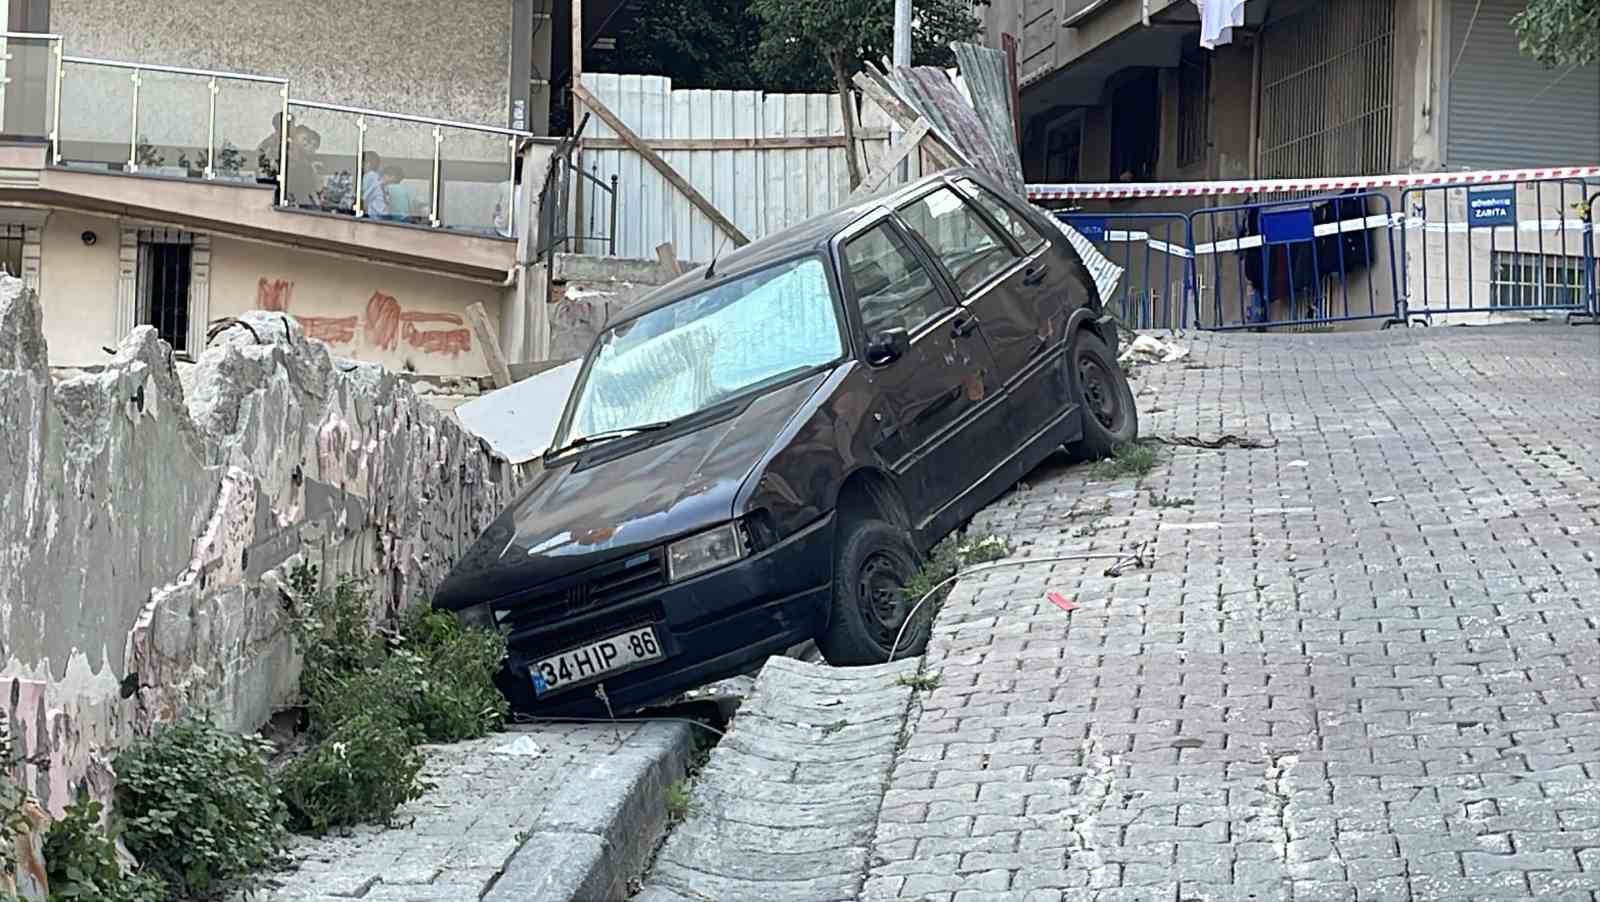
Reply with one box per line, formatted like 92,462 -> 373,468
817,517 -> 928,666
1065,327 -> 1139,461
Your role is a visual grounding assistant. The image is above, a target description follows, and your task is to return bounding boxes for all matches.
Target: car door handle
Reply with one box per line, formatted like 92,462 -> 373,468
1023,265 -> 1049,287
951,313 -> 979,338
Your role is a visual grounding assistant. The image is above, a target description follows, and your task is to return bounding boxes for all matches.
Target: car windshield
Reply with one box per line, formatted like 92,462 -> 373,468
560,255 -> 844,446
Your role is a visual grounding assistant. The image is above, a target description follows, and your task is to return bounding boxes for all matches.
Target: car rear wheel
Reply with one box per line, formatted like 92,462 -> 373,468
1065,327 -> 1139,461
817,517 -> 928,666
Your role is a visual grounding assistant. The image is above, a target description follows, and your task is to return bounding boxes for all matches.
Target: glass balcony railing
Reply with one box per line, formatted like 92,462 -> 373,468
0,32 -> 61,142
1,31 -> 530,239
284,101 -> 521,236
54,55 -> 287,184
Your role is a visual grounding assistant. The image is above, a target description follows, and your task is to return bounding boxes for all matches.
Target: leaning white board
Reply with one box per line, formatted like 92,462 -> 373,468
453,359 -> 584,465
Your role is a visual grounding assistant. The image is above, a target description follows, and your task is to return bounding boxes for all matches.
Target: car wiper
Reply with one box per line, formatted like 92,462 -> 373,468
546,421 -> 673,458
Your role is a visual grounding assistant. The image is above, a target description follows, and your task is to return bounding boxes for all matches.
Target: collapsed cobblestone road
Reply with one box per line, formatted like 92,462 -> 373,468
862,325 -> 1600,901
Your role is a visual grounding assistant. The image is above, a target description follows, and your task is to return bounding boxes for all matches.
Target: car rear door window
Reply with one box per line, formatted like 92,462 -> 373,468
956,177 -> 1048,253
843,222 -> 949,333
897,186 -> 1020,295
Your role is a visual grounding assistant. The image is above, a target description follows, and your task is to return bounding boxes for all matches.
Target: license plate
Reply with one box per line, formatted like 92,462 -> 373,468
530,626 -> 664,697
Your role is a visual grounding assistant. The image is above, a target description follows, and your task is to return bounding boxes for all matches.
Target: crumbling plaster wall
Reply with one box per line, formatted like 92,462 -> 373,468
0,276 -> 515,814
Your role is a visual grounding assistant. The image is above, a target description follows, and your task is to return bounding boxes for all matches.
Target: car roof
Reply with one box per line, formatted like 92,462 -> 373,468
607,166 -> 996,324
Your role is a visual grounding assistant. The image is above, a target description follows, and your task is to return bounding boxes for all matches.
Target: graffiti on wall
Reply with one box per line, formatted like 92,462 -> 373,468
364,292 -> 472,356
254,279 -> 474,357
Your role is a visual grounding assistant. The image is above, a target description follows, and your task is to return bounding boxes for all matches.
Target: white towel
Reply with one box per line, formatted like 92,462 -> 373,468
1196,0 -> 1248,49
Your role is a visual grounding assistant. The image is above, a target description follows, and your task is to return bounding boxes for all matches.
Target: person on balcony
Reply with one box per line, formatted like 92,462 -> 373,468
361,151 -> 390,218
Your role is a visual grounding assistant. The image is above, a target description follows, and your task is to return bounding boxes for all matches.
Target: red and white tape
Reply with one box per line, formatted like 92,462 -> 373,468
1027,166 -> 1600,201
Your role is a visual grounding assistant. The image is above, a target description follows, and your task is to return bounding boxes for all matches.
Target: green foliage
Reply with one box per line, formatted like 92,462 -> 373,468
1511,0 -> 1599,68
1147,492 -> 1195,509
280,562 -> 504,835
0,718 -> 33,897
899,531 -> 1013,619
277,713 -> 429,836
307,608 -> 508,745
750,0 -> 987,91
611,0 -> 780,90
1091,441 -> 1161,480
113,716 -> 286,899
664,780 -> 693,822
896,671 -> 942,691
43,795 -> 167,902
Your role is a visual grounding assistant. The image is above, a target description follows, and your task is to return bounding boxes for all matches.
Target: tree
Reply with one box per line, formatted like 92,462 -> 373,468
750,0 -> 986,186
609,0 -> 769,90
1511,0 -> 1599,68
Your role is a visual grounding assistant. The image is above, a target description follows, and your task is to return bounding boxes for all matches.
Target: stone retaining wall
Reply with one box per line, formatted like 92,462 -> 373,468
0,277 -> 516,815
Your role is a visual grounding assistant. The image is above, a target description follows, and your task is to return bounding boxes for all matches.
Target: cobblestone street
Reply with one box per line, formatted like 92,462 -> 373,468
859,325 -> 1600,901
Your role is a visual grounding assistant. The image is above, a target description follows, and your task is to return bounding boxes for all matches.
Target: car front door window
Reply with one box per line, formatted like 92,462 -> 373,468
843,222 -> 949,334
896,186 -> 1020,295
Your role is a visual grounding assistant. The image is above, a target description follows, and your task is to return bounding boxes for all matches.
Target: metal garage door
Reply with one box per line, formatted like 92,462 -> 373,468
1446,0 -> 1600,168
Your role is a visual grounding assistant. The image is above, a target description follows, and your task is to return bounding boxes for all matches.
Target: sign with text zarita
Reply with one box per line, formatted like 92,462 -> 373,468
1466,185 -> 1517,228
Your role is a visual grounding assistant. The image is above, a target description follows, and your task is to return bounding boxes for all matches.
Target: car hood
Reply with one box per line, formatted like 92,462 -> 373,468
434,372 -> 830,609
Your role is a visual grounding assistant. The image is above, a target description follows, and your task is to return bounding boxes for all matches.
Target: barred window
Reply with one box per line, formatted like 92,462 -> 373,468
1177,46 -> 1210,169
0,225 -> 23,278
1490,252 -> 1585,309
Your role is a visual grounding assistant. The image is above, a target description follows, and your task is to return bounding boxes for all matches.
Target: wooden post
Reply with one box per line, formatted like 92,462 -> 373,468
849,120 -> 931,201
852,71 -> 966,170
655,242 -> 684,279
466,302 -> 515,388
573,83 -> 752,246
570,0 -> 583,94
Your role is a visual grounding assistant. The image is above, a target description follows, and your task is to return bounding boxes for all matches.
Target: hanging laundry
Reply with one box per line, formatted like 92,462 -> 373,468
1196,0 -> 1248,49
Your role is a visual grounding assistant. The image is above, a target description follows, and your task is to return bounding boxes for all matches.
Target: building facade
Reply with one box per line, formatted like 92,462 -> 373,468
0,2 -> 646,378
984,0 -> 1599,186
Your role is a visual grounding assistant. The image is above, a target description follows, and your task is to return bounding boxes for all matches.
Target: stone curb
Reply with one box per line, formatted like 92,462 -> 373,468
484,720 -> 697,901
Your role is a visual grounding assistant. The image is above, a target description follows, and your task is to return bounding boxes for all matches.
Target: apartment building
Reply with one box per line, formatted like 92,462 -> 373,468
0,1 -> 636,377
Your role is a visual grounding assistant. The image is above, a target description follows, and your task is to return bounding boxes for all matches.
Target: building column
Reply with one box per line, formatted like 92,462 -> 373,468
188,232 -> 211,355
115,225 -> 139,341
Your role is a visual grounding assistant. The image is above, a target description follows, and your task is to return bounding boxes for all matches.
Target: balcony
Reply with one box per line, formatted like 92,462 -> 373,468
0,32 -> 540,279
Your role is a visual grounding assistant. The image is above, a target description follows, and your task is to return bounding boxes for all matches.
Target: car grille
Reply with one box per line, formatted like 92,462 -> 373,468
492,548 -> 668,633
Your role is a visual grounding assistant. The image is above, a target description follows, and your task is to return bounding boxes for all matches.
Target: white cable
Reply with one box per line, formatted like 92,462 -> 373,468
884,546 -> 1152,663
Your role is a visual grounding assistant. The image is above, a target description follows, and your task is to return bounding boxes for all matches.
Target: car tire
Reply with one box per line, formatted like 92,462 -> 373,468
1065,327 -> 1139,461
817,518 -> 928,666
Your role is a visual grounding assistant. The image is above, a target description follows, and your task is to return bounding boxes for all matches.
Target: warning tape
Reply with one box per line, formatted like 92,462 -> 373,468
1027,166 -> 1600,201
1095,214 -> 1594,258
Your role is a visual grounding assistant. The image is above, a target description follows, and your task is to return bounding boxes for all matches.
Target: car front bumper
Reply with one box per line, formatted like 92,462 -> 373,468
493,513 -> 836,717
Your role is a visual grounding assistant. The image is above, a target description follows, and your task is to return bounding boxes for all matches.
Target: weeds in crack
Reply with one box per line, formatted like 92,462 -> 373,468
1091,441 -> 1161,480
1147,492 -> 1195,509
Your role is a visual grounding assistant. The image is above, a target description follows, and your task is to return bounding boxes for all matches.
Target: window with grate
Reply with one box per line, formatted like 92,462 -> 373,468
1044,114 -> 1083,183
1109,69 -> 1160,182
1177,46 -> 1210,169
1490,252 -> 1586,309
137,228 -> 194,352
1258,0 -> 1395,180
0,225 -> 24,279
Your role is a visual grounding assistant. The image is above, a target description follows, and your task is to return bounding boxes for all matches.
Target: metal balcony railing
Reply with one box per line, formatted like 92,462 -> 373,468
0,31 -> 532,240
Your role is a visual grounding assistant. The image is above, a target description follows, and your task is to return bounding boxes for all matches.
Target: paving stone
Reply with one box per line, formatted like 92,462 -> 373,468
252,722 -> 692,902
852,327 -> 1600,899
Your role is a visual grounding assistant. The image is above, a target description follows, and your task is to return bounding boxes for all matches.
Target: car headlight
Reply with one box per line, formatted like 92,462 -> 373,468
450,602 -> 497,632
667,522 -> 748,582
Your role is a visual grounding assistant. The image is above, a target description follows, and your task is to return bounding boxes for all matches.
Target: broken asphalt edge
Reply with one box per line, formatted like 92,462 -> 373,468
483,719 -> 696,902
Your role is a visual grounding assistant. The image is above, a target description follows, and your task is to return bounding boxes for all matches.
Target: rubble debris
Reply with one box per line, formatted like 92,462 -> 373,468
1119,334 -> 1190,365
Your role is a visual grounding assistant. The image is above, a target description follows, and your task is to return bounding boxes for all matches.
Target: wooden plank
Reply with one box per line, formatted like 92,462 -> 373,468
852,70 -> 967,170
655,242 -> 684,278
579,133 -> 887,151
573,82 -> 752,247
849,120 -> 932,201
466,301 -> 514,388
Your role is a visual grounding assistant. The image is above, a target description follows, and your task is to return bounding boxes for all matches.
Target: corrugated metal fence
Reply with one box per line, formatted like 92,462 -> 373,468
575,74 -> 897,261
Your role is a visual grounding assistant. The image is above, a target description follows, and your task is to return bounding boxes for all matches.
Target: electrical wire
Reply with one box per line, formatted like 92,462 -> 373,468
885,544 -> 1156,662
511,713 -> 729,739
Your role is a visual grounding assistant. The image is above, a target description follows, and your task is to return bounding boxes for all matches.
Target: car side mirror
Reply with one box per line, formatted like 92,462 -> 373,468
865,327 -> 910,366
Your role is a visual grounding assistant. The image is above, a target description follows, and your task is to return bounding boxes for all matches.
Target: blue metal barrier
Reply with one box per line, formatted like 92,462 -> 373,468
1400,178 -> 1599,324
1056,212 -> 1195,330
1186,191 -> 1402,331
1585,191 -> 1599,322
